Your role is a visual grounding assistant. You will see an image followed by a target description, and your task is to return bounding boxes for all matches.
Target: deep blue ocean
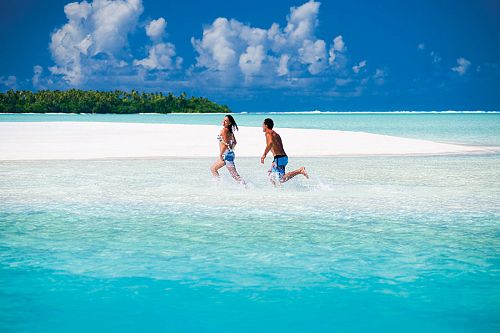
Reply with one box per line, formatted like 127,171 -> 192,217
1,113 -> 499,332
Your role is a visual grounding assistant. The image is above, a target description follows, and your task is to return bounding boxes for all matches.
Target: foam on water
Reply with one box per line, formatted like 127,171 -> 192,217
1,156 -> 499,332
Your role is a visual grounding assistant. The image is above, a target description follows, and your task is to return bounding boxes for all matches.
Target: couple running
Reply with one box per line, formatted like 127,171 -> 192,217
210,115 -> 309,185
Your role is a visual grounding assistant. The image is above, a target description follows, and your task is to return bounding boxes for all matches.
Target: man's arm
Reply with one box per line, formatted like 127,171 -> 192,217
261,133 -> 273,164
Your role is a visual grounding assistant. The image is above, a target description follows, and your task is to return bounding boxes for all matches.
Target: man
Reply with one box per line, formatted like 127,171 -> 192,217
260,118 -> 309,184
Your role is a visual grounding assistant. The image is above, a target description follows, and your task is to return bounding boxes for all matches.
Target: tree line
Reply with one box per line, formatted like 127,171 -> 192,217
0,89 -> 231,114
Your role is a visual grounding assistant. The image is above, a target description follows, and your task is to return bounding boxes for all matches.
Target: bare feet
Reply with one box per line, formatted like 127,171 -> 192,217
300,167 -> 309,179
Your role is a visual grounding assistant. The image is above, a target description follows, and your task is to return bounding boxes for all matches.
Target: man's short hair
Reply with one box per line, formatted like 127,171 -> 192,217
264,118 -> 274,129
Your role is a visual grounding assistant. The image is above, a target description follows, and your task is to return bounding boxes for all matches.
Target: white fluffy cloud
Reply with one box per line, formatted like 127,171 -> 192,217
191,0 -> 343,82
452,57 -> 471,75
352,60 -> 366,73
333,35 -> 345,52
299,39 -> 327,74
146,17 -> 166,41
417,43 -> 425,50
49,0 -> 144,85
42,0 -> 369,93
239,45 -> 266,77
49,0 -> 182,86
134,43 -> 181,70
191,18 -> 240,71
134,17 -> 182,71
277,54 -> 290,76
283,0 -> 320,44
92,0 -> 142,54
328,35 -> 345,65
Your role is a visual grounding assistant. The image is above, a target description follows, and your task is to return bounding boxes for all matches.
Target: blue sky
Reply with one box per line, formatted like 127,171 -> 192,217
1,0 -> 499,111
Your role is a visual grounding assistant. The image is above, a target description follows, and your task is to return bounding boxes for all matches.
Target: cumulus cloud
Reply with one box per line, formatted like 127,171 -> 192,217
352,60 -> 366,73
191,17 -> 239,71
41,0 -> 370,95
451,57 -> 471,75
332,35 -> 345,52
417,43 -> 425,50
49,0 -> 144,85
328,35 -> 345,64
190,0 -> 344,83
299,39 -> 327,74
145,17 -> 166,42
239,45 -> 266,77
48,0 -> 183,86
277,54 -> 290,76
91,0 -> 142,54
134,43 -> 181,70
134,17 -> 182,71
283,0 -> 320,44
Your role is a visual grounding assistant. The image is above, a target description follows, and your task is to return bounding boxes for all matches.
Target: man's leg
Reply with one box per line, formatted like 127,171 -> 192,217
281,167 -> 309,183
268,171 -> 279,186
268,162 -> 280,186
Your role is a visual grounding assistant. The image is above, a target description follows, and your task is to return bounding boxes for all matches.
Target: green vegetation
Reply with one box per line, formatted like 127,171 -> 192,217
0,89 -> 231,114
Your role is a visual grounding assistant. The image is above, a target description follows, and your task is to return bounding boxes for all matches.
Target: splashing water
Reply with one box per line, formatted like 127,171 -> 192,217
1,155 -> 499,332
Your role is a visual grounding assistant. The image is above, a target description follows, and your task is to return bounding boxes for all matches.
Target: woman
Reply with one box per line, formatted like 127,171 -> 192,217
211,115 -> 245,184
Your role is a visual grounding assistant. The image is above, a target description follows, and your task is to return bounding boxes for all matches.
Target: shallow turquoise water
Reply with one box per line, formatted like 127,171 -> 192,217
1,112 -> 500,145
1,114 -> 500,331
1,155 -> 499,332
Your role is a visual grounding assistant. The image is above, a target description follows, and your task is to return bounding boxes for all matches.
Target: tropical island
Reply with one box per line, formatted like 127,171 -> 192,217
0,89 -> 231,114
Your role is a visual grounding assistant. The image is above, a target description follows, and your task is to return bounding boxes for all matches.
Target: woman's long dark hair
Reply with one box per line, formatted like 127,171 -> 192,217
225,114 -> 238,133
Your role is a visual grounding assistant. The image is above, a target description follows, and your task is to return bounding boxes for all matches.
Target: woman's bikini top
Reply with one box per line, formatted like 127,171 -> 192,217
217,134 -> 234,151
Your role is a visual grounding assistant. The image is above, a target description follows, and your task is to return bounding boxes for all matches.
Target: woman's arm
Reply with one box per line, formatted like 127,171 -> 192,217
219,128 -> 229,159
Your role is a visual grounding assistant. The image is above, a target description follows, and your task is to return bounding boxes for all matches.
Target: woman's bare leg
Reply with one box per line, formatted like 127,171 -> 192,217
211,159 -> 225,177
226,164 -> 244,183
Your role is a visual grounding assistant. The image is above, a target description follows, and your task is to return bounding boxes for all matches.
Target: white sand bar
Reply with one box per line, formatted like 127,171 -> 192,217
0,122 -> 497,161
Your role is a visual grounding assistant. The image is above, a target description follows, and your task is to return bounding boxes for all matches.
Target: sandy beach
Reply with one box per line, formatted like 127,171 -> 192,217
0,121 -> 496,161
